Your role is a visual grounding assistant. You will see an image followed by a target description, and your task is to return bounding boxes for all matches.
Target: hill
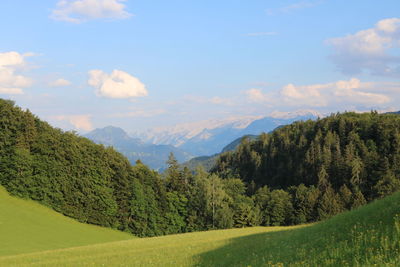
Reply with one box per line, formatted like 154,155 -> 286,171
0,98 -> 199,237
1,191 -> 399,266
181,154 -> 218,172
213,112 -> 400,195
182,135 -> 258,171
220,135 -> 258,153
0,186 -> 132,256
84,126 -> 192,170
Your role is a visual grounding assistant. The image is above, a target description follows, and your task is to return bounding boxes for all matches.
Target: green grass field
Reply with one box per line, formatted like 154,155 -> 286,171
0,186 -> 132,257
1,186 -> 399,266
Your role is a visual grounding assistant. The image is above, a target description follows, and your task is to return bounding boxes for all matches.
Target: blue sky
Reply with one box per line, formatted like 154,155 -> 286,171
1,0 -> 400,132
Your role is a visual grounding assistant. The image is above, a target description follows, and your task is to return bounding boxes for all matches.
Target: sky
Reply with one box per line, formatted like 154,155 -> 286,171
1,0 -> 400,133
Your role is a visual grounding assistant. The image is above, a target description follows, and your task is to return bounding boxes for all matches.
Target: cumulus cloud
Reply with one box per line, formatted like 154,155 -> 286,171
88,69 -> 148,99
243,78 -> 397,110
53,114 -> 93,131
50,0 -> 132,23
49,78 -> 71,87
280,78 -> 391,107
327,18 -> 400,76
0,51 -> 33,95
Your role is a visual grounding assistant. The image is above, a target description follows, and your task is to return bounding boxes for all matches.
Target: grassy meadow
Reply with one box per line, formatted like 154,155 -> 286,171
1,188 -> 400,266
0,186 -> 132,257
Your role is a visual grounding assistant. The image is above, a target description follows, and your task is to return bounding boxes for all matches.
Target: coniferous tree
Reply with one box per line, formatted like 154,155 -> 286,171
338,184 -> 353,210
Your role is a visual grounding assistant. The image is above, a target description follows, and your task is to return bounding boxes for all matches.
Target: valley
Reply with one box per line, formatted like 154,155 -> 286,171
1,99 -> 400,266
1,2 -> 399,266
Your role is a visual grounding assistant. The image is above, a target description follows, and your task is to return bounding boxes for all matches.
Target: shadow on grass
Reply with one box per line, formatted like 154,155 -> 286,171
195,194 -> 400,267
195,227 -> 310,267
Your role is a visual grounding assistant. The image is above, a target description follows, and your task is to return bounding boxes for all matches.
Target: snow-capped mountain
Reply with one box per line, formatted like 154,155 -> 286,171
132,116 -> 262,147
133,110 -> 320,156
268,109 -> 322,119
84,126 -> 192,171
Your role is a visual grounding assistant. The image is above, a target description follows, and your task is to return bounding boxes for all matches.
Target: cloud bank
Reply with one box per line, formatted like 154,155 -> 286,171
244,78 -> 397,109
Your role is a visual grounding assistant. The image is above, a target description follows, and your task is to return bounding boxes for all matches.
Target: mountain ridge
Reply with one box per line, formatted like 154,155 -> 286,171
133,111 -> 319,156
84,126 -> 192,170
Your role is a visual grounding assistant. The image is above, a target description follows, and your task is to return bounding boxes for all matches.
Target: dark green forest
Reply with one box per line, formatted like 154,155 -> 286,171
1,98 -> 399,237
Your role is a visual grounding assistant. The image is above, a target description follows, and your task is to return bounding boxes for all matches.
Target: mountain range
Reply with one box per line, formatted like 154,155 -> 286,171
84,126 -> 192,170
132,110 -> 320,156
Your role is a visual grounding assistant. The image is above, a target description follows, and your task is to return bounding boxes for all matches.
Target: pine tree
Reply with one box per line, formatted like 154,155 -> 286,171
374,170 -> 400,198
316,187 -> 342,220
338,184 -> 352,210
350,190 -> 367,209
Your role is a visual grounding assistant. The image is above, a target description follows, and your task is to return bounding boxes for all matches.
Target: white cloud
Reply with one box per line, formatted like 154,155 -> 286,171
53,114 -> 93,131
269,109 -> 323,119
50,0 -> 132,23
245,88 -> 272,103
239,78 -> 399,117
0,51 -> 33,95
327,18 -> 400,76
280,78 -> 391,107
88,69 -> 148,99
281,83 -> 327,106
49,78 -> 71,87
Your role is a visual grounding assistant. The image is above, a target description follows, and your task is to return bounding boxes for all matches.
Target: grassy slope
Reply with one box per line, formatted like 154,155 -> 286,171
0,227 -> 299,267
0,186 -> 132,256
1,192 -> 400,266
199,192 -> 400,266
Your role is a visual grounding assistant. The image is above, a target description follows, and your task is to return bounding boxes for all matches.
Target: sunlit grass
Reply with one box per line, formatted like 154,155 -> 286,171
0,226 -> 299,267
1,187 -> 399,266
0,186 -> 132,257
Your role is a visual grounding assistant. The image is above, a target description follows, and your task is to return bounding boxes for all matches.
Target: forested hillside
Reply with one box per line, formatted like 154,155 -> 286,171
1,98 -> 399,237
213,111 -> 400,222
0,99 -> 186,236
181,135 -> 258,172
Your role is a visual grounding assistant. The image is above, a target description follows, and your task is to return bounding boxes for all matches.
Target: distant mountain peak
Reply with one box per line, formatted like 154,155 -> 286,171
84,126 -> 192,170
85,126 -> 137,146
268,109 -> 323,119
98,126 -> 129,136
91,125 -> 126,134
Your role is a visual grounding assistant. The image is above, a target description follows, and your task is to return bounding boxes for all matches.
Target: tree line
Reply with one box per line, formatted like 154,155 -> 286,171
1,98 -> 399,237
